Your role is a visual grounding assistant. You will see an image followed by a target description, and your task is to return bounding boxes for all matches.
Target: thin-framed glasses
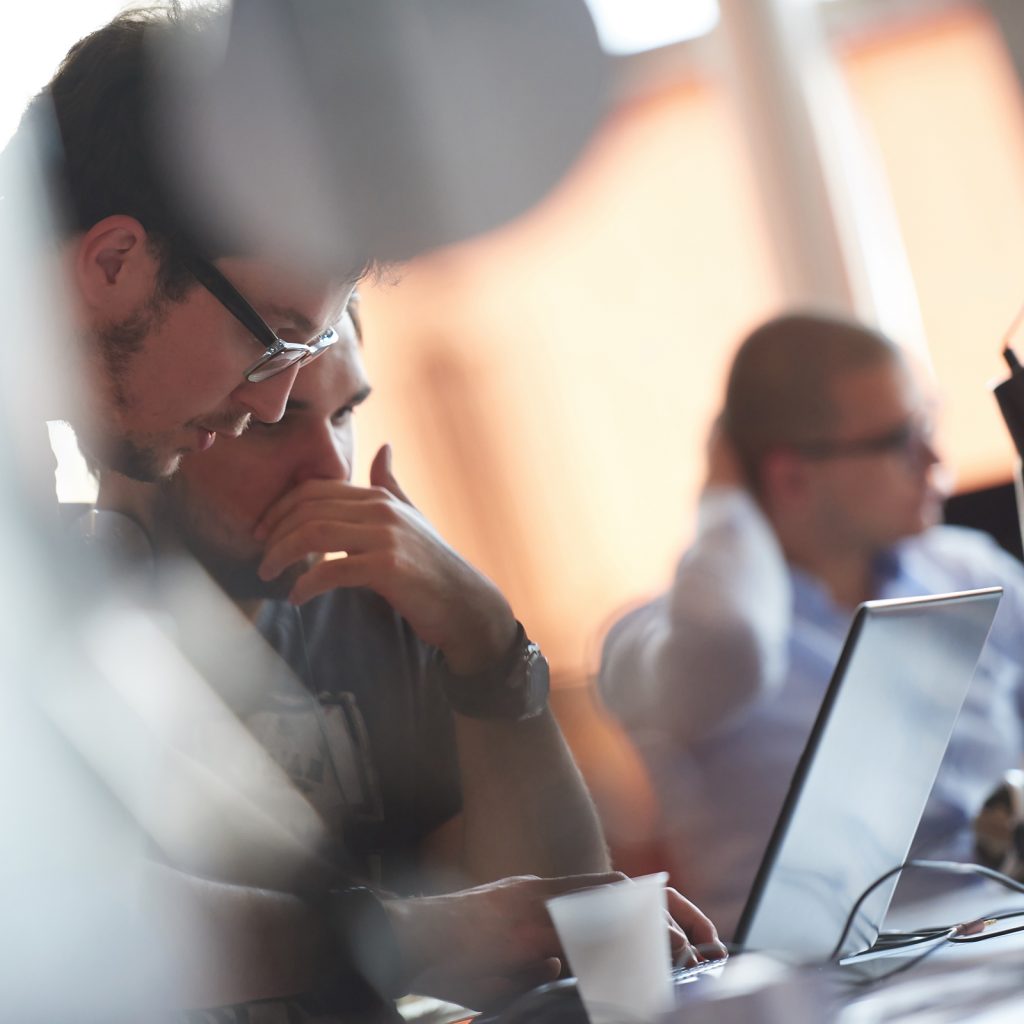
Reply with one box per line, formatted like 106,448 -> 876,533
182,253 -> 339,383
795,418 -> 935,463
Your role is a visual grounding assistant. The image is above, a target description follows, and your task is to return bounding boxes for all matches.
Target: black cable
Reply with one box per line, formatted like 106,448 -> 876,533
829,862 -> 910,961
849,911 -> 1024,989
831,859 -> 1024,963
875,906 -> 1024,950
848,934 -> 950,989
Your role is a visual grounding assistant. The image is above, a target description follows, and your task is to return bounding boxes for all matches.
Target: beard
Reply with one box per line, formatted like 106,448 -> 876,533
155,485 -> 308,602
181,543 -> 307,602
99,436 -> 180,483
84,296 -> 177,482
85,295 -> 252,483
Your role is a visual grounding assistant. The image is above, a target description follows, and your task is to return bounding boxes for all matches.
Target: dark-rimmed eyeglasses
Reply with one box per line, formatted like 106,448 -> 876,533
182,254 -> 339,383
795,419 -> 935,463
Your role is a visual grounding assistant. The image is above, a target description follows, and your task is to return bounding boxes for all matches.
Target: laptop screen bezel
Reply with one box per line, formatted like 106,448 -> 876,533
732,587 -> 1003,958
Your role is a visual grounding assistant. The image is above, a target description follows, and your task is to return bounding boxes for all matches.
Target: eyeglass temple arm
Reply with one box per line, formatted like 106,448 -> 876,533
181,254 -> 279,349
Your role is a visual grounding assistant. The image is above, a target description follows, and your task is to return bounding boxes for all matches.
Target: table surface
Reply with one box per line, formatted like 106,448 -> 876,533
667,877 -> 1024,1022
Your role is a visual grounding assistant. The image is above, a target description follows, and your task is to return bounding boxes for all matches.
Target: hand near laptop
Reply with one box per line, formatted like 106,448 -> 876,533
666,886 -> 728,965
384,873 -> 726,1010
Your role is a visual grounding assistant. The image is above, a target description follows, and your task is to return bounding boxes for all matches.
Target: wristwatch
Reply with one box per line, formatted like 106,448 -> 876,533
433,620 -> 550,720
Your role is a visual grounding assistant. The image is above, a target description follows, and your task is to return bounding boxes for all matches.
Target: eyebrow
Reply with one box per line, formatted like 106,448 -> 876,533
266,290 -> 355,339
340,384 -> 373,413
265,305 -> 317,336
285,384 -> 373,415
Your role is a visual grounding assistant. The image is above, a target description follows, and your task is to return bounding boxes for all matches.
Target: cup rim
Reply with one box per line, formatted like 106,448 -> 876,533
544,871 -> 669,912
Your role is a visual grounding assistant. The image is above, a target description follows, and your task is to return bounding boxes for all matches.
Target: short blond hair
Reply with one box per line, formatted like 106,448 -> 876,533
723,311 -> 902,489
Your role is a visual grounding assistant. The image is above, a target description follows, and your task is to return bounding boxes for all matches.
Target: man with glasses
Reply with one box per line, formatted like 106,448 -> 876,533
90,299 -> 725,1020
7,7 -> 604,1020
4,6 -> 719,1021
22,5 -> 360,484
598,312 -> 1024,938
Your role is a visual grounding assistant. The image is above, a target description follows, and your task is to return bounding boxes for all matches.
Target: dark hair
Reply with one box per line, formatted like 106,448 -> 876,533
27,4 -> 225,299
346,290 -> 364,345
723,311 -> 902,489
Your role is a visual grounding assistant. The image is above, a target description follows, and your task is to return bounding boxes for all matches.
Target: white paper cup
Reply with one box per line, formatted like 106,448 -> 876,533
546,872 -> 673,1024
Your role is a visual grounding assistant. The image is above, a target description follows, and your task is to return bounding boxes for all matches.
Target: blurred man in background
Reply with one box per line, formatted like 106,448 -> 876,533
599,312 -> 1024,938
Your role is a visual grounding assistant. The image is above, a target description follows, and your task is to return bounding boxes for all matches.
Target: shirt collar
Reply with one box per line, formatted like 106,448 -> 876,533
789,543 -> 906,620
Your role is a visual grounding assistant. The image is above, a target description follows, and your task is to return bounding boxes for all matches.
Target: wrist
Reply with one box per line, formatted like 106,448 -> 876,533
380,896 -> 426,983
439,605 -> 517,675
433,619 -> 550,720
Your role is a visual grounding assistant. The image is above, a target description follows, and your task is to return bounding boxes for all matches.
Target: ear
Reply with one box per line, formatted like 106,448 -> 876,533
73,215 -> 155,316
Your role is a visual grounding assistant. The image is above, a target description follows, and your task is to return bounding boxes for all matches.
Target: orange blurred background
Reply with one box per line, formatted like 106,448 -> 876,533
353,4 -> 1024,862
358,4 -> 1024,685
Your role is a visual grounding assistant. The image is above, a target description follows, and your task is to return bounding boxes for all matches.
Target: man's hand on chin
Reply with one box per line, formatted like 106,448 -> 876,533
253,444 -> 517,672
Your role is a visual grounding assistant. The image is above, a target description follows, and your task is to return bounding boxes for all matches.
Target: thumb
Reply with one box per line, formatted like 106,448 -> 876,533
370,443 -> 413,505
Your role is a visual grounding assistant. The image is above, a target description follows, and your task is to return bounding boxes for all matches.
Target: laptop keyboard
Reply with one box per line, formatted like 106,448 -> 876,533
672,957 -> 728,985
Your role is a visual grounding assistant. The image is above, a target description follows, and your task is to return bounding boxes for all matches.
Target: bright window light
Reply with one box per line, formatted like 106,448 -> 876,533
583,0 -> 720,56
1,0 -> 128,145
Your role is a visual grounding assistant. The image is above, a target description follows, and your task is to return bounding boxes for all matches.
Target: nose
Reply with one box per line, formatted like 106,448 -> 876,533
913,435 -> 946,492
232,364 -> 302,424
295,421 -> 352,484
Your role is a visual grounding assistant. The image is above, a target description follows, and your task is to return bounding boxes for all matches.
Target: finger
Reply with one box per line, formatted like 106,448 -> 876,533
674,941 -> 700,968
370,443 -> 414,506
259,521 -> 379,581
261,496 -> 400,550
254,479 -> 383,539
259,522 -> 384,581
666,914 -> 700,966
666,888 -> 727,960
288,553 -> 376,606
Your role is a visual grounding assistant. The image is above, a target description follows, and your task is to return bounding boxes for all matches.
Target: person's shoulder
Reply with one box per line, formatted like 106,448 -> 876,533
909,524 -> 1024,585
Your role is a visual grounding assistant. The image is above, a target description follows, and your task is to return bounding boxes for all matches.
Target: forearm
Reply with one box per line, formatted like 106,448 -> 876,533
143,860 -> 326,1011
600,487 -> 792,743
451,709 -> 610,882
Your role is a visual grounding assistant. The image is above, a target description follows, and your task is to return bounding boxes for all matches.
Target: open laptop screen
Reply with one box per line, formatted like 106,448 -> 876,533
734,588 -> 1002,962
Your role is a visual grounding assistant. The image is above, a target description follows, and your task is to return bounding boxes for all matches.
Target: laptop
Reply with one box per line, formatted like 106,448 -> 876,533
733,587 -> 1003,963
481,589 -> 1004,1021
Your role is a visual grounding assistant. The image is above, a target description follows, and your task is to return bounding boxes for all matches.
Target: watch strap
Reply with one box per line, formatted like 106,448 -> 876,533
433,620 -> 549,720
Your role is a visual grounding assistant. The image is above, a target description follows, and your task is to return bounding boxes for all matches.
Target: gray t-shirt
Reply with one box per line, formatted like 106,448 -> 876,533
184,588 -> 462,1024
249,586 -> 462,893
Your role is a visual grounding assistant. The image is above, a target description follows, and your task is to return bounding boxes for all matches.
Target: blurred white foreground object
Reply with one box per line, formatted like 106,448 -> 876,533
546,872 -> 673,1024
670,953 -> 829,1023
153,0 -> 609,270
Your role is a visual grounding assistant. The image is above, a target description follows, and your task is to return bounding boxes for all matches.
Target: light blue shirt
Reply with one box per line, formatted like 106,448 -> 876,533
599,489 -> 1024,939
